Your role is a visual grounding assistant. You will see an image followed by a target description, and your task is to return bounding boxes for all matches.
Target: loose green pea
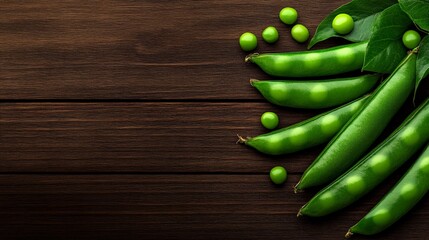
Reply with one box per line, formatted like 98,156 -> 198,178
239,32 -> 257,51
270,166 -> 287,185
332,13 -> 354,35
261,112 -> 279,130
279,7 -> 298,25
262,26 -> 279,44
402,30 -> 421,49
291,24 -> 309,43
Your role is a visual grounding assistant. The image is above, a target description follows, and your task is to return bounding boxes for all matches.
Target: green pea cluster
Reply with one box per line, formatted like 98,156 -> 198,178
237,4 -> 427,237
238,7 -> 312,52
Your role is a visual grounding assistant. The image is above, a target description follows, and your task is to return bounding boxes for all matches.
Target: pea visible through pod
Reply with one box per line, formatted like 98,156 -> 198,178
251,74 -> 379,109
237,95 -> 368,155
295,51 -> 417,190
346,143 -> 429,237
245,41 -> 367,77
298,97 -> 429,217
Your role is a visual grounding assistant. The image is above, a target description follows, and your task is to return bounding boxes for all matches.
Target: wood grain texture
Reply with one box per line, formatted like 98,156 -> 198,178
0,0 -> 351,100
0,174 -> 427,240
0,102 -> 324,173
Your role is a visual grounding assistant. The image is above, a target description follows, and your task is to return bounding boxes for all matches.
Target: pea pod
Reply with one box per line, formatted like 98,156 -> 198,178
298,98 -> 429,217
237,95 -> 368,155
346,143 -> 429,237
251,74 -> 379,109
245,41 -> 367,77
295,52 -> 416,190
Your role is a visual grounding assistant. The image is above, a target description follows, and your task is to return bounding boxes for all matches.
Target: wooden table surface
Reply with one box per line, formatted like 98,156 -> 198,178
0,1 -> 428,239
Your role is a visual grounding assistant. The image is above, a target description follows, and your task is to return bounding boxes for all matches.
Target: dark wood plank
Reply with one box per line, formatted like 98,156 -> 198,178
0,0 -> 350,100
0,174 -> 427,240
0,102 -> 327,173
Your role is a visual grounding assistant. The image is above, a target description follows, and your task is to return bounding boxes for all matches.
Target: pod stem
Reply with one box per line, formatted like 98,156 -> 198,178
345,230 -> 353,238
236,134 -> 248,144
249,79 -> 259,86
293,183 -> 303,193
296,210 -> 303,218
244,53 -> 259,63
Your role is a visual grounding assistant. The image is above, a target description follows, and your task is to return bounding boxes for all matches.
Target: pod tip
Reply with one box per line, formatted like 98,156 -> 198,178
249,79 -> 259,86
293,183 -> 303,193
345,230 -> 353,238
244,53 -> 259,63
236,134 -> 248,144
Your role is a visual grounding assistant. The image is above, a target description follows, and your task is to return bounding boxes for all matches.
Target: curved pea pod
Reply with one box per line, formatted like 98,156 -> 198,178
295,52 -> 417,190
251,74 -> 379,109
346,143 -> 429,237
245,41 -> 367,78
237,95 -> 368,155
298,98 -> 429,217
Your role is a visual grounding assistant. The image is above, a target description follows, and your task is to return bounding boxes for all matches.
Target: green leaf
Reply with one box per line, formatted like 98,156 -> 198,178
308,0 -> 397,49
416,35 -> 429,96
363,4 -> 413,74
399,0 -> 429,32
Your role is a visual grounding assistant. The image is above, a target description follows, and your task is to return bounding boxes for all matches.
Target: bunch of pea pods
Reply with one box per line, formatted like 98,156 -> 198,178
238,41 -> 429,237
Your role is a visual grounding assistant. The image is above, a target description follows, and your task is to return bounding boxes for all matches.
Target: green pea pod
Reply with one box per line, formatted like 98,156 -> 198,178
237,95 -> 368,155
295,52 -> 417,190
245,41 -> 367,78
346,143 -> 429,237
298,97 -> 429,217
251,74 -> 379,109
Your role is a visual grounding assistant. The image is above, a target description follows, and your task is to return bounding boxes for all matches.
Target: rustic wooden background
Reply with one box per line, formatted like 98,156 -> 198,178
0,1 -> 428,239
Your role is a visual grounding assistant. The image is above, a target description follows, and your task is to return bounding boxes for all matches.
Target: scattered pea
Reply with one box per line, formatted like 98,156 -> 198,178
262,26 -> 279,44
270,166 -> 287,185
291,24 -> 309,43
332,13 -> 354,35
279,7 -> 298,25
239,32 -> 257,51
261,112 -> 279,130
402,30 -> 421,49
